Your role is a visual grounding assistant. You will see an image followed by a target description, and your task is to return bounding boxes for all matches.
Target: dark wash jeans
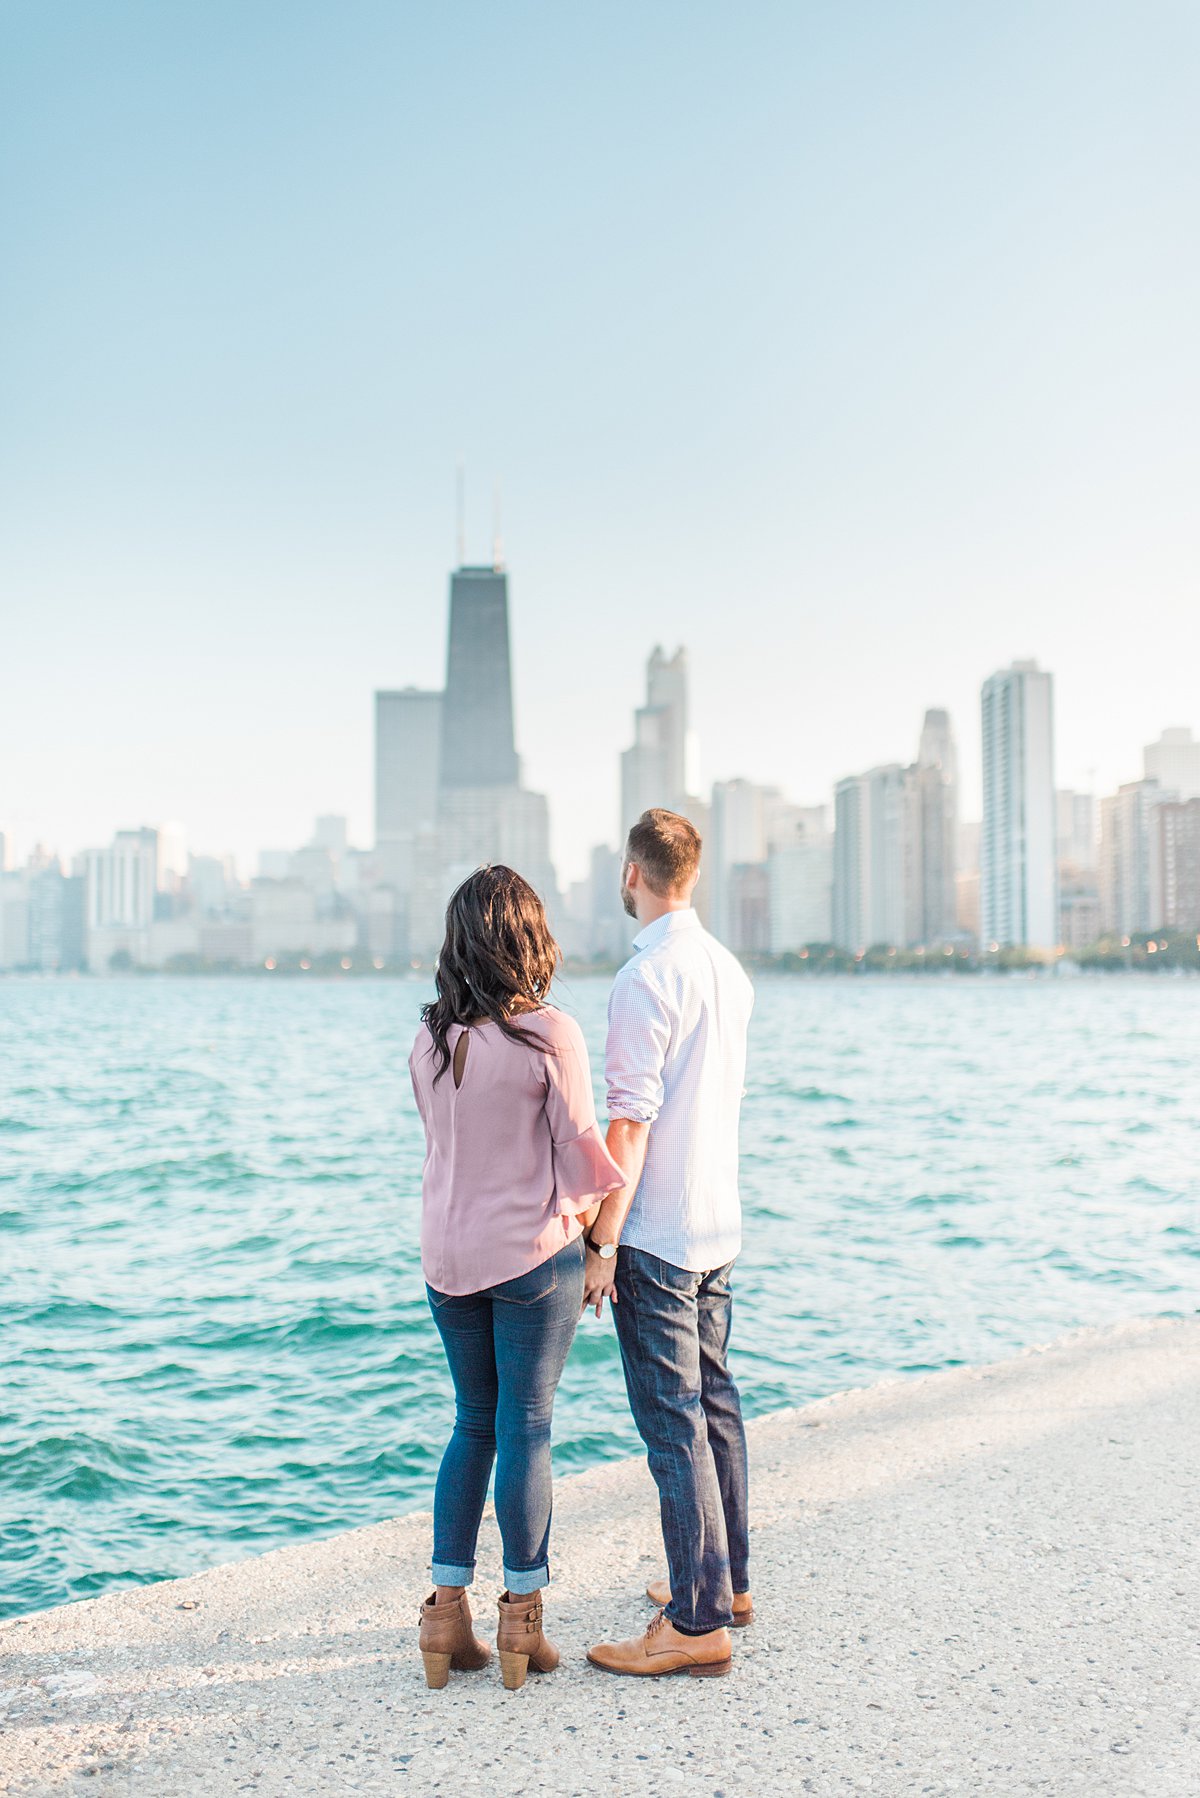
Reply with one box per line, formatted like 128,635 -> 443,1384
613,1246 -> 750,1635
426,1233 -> 586,1594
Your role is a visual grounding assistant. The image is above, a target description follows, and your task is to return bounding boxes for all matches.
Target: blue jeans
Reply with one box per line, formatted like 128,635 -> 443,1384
613,1246 -> 750,1634
425,1233 -> 586,1594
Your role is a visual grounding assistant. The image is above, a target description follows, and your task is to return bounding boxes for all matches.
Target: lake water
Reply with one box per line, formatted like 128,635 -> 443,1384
2,974 -> 1196,1620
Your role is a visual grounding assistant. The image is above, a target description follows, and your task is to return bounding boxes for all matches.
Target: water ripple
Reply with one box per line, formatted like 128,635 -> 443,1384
1,972 -> 1197,1619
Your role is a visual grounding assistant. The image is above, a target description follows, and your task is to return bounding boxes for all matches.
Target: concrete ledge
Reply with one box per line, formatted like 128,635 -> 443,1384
2,1313 -> 1197,1796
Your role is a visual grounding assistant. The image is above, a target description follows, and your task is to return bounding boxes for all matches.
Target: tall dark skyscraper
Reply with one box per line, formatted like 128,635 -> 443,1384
439,567 -> 520,787
372,555 -> 555,958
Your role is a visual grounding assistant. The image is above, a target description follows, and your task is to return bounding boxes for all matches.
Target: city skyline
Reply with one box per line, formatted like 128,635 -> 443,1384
4,604 -> 1198,890
5,574 -> 1200,972
4,6 -> 1199,884
2,547 -> 1192,887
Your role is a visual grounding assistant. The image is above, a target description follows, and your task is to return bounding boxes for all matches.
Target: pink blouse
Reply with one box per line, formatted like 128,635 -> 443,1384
409,1005 -> 625,1297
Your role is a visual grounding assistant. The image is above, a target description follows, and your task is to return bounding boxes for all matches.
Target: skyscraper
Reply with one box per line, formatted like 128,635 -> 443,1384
375,688 -> 442,841
832,766 -> 909,951
84,827 -> 160,969
1144,728 -> 1200,802
1159,799 -> 1200,930
1099,779 -> 1173,936
372,559 -> 555,958
768,807 -> 832,952
710,779 -> 770,945
831,712 -> 959,954
620,646 -> 690,838
1055,790 -> 1098,873
980,661 -> 1057,950
914,708 -> 959,945
439,567 -> 520,788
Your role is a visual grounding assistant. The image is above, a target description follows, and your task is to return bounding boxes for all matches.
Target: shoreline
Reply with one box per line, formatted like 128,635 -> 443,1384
2,1311 -> 1197,1795
4,963 -> 1200,985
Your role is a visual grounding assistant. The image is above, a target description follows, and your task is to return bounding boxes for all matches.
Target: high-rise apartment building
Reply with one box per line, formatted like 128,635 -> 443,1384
84,827 -> 160,970
768,806 -> 832,952
86,829 -> 158,932
727,863 -> 771,953
832,765 -> 909,951
1144,728 -> 1200,802
914,708 -> 958,945
1056,790 -> 1098,873
955,820 -> 981,939
710,779 -> 771,946
980,661 -> 1057,949
1100,779 -> 1174,937
1055,789 -> 1100,950
188,854 -> 234,916
0,868 -> 29,968
29,866 -> 86,971
1159,799 -> 1200,930
831,711 -> 959,954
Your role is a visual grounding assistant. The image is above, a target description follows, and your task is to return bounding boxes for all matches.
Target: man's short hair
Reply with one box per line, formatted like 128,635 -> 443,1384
625,809 -> 702,896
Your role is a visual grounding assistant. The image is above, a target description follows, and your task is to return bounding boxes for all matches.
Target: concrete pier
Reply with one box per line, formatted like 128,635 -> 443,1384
2,1314 -> 1197,1796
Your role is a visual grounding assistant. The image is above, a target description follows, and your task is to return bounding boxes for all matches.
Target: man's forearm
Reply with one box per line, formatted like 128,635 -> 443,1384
588,1118 -> 650,1246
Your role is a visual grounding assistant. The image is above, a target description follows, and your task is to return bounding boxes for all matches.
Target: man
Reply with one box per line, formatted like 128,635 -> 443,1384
583,808 -> 755,1678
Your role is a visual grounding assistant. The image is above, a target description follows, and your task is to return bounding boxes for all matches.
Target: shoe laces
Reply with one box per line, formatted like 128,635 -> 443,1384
646,1608 -> 668,1639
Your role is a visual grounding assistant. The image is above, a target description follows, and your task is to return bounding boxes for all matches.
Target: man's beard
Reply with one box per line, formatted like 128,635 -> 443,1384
620,883 -> 637,919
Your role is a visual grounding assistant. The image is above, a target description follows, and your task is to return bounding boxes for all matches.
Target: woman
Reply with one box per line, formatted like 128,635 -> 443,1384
410,865 -> 624,1690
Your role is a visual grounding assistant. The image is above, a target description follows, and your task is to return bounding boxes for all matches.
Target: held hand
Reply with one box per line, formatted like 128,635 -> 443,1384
581,1244 -> 619,1319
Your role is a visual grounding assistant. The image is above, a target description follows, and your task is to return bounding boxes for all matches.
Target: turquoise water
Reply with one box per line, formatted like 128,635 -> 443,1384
2,974 -> 1197,1621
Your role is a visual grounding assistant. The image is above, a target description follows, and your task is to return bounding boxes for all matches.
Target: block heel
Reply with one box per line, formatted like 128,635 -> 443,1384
689,1657 -> 732,1677
422,1649 -> 452,1688
499,1649 -> 530,1690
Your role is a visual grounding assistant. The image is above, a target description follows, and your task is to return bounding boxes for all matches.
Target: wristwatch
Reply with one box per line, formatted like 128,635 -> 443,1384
587,1237 -> 618,1260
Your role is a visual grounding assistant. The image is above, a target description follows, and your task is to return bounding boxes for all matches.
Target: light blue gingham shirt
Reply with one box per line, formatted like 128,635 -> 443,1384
605,908 -> 755,1273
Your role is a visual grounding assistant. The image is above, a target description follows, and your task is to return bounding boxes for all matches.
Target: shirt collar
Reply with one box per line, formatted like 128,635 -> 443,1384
632,908 -> 701,953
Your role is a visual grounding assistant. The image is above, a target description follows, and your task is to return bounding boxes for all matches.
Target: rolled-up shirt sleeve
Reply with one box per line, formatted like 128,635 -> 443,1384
543,1016 -> 625,1214
605,966 -> 671,1123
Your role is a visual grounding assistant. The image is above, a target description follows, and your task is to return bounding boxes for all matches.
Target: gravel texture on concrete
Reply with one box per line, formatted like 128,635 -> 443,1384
1,1313 -> 1197,1798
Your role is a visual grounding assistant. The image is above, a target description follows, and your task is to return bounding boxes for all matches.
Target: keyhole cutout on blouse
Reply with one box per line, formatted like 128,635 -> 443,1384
452,1031 -> 470,1091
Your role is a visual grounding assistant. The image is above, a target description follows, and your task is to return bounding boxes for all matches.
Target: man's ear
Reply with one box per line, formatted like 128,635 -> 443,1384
625,861 -> 639,890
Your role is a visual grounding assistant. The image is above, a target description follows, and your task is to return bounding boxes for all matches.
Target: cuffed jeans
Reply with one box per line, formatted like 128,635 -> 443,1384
426,1233 -> 585,1594
613,1246 -> 750,1635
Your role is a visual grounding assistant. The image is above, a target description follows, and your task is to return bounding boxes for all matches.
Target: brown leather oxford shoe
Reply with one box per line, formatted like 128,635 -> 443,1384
587,1609 -> 732,1677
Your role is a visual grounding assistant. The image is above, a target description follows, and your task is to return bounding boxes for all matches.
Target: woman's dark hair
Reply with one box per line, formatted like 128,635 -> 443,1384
421,865 -> 561,1082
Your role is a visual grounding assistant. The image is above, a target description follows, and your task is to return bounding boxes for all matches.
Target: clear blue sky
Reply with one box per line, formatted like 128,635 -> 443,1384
3,1 -> 1197,881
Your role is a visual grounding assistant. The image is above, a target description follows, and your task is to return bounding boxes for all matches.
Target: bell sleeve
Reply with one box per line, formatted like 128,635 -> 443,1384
543,1016 -> 625,1215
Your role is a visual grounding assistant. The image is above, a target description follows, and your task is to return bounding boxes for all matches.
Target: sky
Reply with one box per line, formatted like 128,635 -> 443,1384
2,0 -> 1198,883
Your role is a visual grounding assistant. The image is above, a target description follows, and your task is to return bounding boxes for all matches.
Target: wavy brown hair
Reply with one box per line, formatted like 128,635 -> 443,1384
421,865 -> 561,1083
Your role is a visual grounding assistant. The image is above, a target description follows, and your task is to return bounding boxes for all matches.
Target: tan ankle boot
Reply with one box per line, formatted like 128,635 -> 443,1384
646,1577 -> 755,1626
418,1591 -> 491,1688
496,1591 -> 560,1690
